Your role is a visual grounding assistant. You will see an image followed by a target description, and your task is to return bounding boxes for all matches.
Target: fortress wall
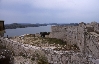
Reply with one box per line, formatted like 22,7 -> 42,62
49,32 -> 66,39
50,23 -> 87,53
87,22 -> 99,32
50,25 -> 85,46
85,33 -> 99,59
50,22 -> 99,60
91,22 -> 99,32
76,26 -> 85,53
64,26 -> 78,45
50,26 -> 68,40
51,26 -> 65,32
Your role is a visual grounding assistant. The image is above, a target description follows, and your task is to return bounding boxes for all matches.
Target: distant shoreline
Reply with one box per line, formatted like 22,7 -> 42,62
4,23 -> 48,29
4,23 -> 79,29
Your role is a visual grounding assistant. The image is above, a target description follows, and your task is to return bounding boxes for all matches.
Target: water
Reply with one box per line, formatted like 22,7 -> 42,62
4,25 -> 51,37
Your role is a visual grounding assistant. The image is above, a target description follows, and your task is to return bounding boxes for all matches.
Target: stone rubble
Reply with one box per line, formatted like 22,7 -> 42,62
0,36 -> 97,64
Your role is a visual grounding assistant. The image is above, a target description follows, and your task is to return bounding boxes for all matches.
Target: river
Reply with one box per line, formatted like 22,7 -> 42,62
4,25 -> 51,37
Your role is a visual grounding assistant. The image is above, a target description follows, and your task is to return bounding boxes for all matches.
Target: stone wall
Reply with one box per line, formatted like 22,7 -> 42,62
50,22 -> 86,53
85,32 -> 99,59
50,22 -> 99,60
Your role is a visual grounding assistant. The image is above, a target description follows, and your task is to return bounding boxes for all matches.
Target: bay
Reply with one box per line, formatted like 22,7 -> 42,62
4,25 -> 51,37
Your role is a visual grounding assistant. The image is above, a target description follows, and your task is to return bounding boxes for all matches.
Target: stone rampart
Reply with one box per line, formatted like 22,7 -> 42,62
50,22 -> 99,60
50,23 -> 86,53
85,32 -> 99,59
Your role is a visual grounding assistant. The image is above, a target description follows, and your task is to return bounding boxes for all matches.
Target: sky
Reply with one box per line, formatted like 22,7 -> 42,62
0,0 -> 99,24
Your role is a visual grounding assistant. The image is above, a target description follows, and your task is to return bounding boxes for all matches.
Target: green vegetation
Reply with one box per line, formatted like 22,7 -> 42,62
37,56 -> 48,64
31,52 -> 49,64
40,37 -> 67,45
12,36 -> 80,51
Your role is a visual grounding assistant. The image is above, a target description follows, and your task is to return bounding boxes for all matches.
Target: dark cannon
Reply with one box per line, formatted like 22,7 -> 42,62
40,32 -> 50,37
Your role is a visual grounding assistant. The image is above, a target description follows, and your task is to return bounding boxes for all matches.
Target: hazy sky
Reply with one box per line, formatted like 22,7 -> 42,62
0,0 -> 99,24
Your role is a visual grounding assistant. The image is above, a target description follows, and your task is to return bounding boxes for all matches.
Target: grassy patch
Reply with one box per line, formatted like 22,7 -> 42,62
37,56 -> 48,64
31,52 -> 49,64
44,38 -> 66,45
